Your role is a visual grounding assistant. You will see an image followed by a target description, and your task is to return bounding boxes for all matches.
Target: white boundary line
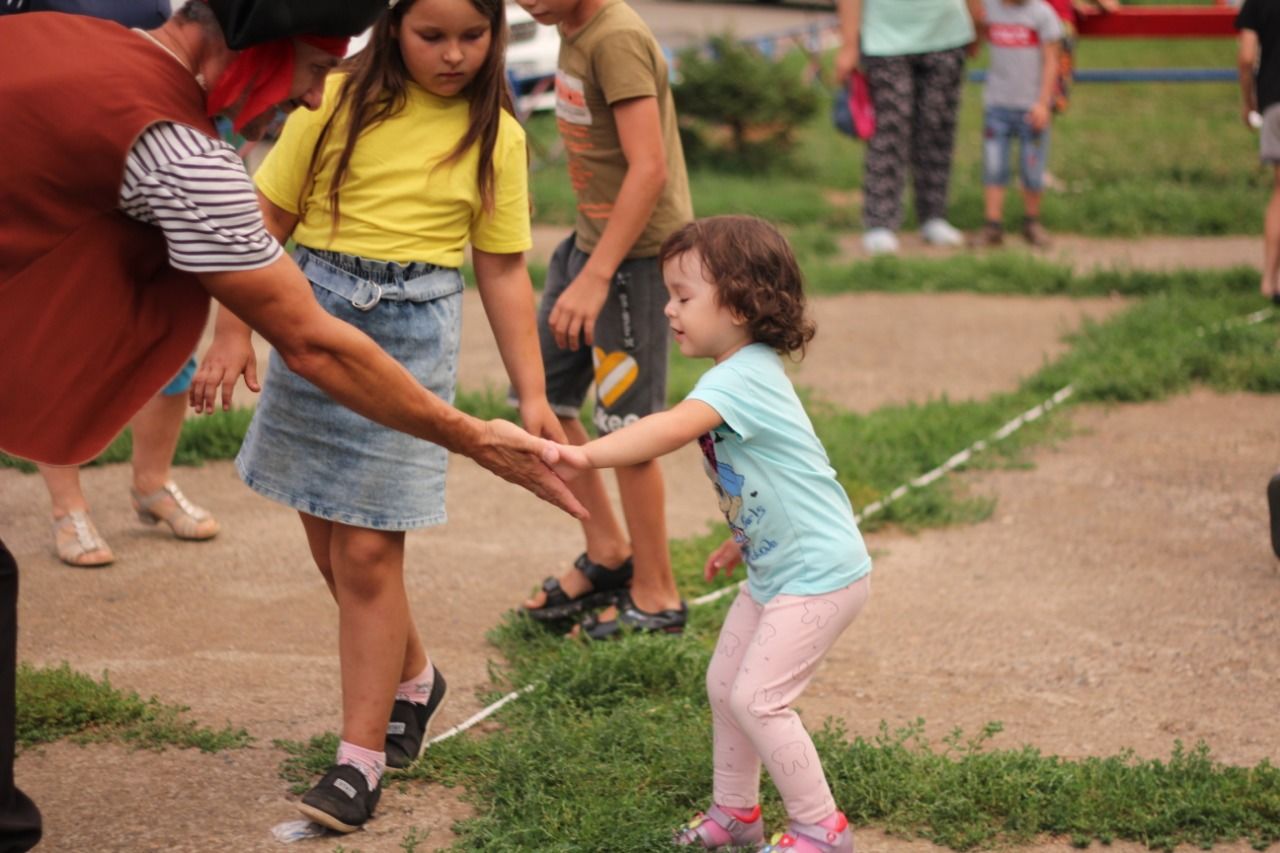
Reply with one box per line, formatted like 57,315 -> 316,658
427,684 -> 538,746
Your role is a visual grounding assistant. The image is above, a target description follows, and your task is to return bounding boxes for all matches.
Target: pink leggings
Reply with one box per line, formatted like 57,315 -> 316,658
706,576 -> 870,824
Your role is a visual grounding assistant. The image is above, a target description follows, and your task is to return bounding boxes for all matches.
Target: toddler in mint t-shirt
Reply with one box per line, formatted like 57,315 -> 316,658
545,216 -> 872,853
687,343 -> 869,604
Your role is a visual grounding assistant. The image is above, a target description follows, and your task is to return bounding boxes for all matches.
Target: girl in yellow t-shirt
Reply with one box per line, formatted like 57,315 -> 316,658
200,0 -> 562,833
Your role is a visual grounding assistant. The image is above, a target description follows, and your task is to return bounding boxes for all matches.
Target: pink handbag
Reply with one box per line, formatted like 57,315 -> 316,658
833,70 -> 876,139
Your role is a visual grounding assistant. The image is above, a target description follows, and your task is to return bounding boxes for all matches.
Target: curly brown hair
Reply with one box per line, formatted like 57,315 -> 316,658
659,216 -> 816,359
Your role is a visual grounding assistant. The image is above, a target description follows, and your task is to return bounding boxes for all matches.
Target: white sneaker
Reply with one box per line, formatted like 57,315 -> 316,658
862,227 -> 900,255
920,218 -> 965,247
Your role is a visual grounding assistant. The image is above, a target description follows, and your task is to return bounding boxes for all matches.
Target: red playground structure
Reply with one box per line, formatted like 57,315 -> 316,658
1077,0 -> 1238,38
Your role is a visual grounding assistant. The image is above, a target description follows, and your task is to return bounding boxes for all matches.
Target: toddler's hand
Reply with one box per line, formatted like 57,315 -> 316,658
703,537 -> 743,583
540,441 -> 590,481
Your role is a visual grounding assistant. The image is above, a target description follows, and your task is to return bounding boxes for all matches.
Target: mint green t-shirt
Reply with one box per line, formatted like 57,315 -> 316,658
687,344 -> 872,603
863,0 -> 975,57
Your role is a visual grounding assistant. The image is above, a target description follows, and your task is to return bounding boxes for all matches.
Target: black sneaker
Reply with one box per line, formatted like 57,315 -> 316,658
385,665 -> 448,769
297,764 -> 381,833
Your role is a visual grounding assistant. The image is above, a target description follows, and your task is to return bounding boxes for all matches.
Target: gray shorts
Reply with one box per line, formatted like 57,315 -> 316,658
517,233 -> 669,435
1262,104 -> 1280,164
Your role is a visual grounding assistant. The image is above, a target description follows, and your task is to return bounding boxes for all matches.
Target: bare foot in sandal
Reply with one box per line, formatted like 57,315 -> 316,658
521,552 -> 632,621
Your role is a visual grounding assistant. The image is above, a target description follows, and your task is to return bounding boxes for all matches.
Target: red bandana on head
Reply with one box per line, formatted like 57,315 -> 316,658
206,36 -> 349,132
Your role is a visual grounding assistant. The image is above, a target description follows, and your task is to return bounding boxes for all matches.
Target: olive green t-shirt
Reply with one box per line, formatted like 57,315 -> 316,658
555,0 -> 692,258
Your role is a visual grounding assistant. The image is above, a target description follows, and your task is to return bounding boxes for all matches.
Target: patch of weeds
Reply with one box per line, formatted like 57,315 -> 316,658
383,677 -> 1280,851
803,254 -> 1259,299
276,731 -> 340,794
17,663 -> 250,752
822,720 -> 1280,852
400,826 -> 430,851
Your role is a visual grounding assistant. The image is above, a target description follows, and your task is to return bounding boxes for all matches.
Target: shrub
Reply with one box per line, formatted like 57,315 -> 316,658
673,35 -> 820,172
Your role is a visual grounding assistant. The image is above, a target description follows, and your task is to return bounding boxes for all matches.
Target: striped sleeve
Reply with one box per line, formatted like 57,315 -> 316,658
119,122 -> 283,273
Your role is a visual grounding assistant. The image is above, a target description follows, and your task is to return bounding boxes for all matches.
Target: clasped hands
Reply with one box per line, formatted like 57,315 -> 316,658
541,440 -> 742,583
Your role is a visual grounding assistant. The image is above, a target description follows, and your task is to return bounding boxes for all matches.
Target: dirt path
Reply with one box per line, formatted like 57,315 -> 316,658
6,243 -> 1277,851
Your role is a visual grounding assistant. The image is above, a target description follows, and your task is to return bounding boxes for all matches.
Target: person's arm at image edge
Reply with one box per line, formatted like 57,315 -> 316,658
1240,28 -> 1260,126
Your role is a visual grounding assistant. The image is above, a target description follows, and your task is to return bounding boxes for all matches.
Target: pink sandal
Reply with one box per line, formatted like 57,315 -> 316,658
759,813 -> 854,853
674,804 -> 764,849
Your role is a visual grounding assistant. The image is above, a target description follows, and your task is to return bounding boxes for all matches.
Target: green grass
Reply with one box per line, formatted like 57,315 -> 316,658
268,275 -> 1280,850
528,39 -> 1266,238
276,613 -> 1280,852
0,407 -> 256,474
803,254 -> 1260,296
17,663 -> 251,752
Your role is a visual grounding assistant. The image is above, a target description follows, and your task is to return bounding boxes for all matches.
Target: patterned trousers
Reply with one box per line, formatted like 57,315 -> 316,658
861,47 -> 966,230
706,578 -> 870,823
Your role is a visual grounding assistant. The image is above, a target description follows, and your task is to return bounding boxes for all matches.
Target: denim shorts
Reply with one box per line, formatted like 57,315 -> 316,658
512,233 -> 669,436
236,246 -> 464,530
982,105 -> 1051,191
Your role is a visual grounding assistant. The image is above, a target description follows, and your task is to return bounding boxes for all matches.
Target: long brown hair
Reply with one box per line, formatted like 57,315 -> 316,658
299,0 -> 514,235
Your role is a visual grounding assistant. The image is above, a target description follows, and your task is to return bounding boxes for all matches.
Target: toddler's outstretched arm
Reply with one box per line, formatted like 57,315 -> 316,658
543,399 -> 722,479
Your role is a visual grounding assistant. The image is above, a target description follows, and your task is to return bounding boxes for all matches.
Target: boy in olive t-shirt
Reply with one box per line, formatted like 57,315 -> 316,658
513,0 -> 694,637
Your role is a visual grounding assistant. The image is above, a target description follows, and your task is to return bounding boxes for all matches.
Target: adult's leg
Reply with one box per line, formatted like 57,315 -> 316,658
37,465 -> 113,566
127,390 -> 219,540
861,54 -> 914,231
1263,165 -> 1280,298
0,541 -> 42,853
128,391 -> 187,496
726,578 -> 870,824
36,465 -> 89,519
909,47 -> 966,225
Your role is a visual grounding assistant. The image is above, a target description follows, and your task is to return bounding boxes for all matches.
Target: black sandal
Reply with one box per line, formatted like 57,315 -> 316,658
582,590 -> 687,641
522,552 -> 633,622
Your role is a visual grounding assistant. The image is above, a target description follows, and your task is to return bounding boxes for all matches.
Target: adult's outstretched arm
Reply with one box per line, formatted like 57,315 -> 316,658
197,256 -> 588,519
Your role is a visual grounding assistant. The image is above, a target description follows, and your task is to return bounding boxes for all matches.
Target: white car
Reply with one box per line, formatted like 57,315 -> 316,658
344,6 -> 559,114
505,2 -> 559,113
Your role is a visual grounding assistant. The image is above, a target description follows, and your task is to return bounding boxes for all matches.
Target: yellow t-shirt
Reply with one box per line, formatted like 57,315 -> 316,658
256,74 -> 531,267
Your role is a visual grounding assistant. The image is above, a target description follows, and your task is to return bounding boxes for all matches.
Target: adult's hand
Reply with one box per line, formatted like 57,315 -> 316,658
472,419 -> 588,519
835,42 -> 860,83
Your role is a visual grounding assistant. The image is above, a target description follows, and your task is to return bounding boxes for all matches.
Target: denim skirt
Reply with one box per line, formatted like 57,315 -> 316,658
236,246 -> 464,530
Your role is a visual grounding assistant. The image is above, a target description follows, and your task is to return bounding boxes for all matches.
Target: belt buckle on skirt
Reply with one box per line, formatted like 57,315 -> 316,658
351,281 -> 384,311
